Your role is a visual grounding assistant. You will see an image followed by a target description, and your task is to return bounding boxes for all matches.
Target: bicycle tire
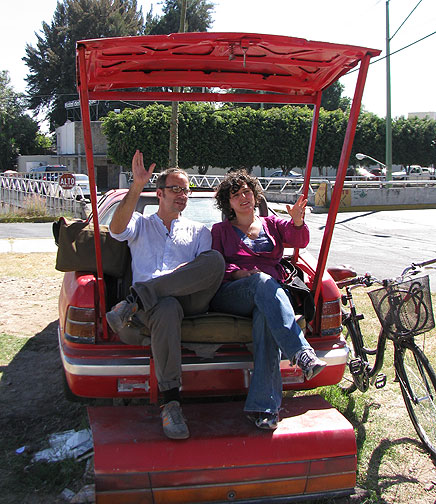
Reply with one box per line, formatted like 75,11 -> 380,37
341,315 -> 370,393
395,341 -> 436,458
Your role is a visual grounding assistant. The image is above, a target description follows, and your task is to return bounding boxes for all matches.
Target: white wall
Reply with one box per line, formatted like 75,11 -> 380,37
56,121 -> 76,155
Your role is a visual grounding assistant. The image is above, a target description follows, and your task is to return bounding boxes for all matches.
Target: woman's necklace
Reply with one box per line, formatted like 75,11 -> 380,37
246,228 -> 257,239
236,217 -> 259,239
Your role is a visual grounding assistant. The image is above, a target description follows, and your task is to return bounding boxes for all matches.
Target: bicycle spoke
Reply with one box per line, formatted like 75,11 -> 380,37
397,343 -> 436,457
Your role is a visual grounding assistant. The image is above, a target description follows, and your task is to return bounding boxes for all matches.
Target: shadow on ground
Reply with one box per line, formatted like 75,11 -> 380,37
0,321 -> 88,503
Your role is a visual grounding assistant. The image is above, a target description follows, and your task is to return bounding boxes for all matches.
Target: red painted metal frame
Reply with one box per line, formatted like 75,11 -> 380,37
75,32 -> 381,338
77,47 -> 108,338
312,53 -> 372,306
76,32 -> 379,99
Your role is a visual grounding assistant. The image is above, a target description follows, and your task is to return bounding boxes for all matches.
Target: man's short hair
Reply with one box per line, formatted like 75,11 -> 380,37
156,167 -> 189,189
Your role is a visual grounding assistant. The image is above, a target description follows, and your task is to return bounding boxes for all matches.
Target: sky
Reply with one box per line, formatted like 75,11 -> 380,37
1,0 -> 435,120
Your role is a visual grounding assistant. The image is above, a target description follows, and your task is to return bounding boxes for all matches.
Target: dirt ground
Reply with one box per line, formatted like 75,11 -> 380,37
1,253 -> 436,503
0,254 -> 87,503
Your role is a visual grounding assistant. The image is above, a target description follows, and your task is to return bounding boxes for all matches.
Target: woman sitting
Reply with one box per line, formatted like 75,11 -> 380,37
211,170 -> 326,430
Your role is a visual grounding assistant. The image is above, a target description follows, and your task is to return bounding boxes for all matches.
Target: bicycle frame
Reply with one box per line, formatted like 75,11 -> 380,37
337,262 -> 436,457
342,284 -> 388,391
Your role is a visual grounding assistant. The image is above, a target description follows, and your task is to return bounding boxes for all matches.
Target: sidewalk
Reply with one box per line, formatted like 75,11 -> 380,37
0,237 -> 57,253
0,222 -> 57,253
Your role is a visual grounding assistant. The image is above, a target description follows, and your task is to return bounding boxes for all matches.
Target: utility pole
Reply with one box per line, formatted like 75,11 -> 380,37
385,0 -> 393,181
169,0 -> 187,167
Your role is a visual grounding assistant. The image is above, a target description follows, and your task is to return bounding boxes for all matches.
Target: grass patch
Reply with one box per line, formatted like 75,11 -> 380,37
0,252 -> 62,279
1,447 -> 87,500
297,287 -> 436,501
0,194 -> 71,222
0,333 -> 29,364
0,333 -> 29,382
0,332 -> 89,501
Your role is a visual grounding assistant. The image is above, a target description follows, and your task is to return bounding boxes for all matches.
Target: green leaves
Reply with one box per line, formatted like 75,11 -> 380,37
24,0 -> 145,130
0,71 -> 51,171
100,102 -> 436,171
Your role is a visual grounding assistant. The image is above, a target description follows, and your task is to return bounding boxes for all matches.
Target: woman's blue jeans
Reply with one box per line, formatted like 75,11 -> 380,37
210,272 -> 311,414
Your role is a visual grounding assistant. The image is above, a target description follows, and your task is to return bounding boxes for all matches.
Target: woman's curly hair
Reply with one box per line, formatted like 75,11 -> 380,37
215,170 -> 263,220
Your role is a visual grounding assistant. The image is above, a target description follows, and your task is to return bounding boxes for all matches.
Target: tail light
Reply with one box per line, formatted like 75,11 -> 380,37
65,306 -> 96,343
320,298 -> 342,337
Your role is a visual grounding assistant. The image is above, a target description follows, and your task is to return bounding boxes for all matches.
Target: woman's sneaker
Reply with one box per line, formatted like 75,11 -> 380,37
106,295 -> 138,333
247,412 -> 279,430
295,348 -> 327,380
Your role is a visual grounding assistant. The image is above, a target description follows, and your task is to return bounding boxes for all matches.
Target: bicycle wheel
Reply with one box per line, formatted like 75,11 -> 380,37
341,315 -> 370,393
395,341 -> 436,457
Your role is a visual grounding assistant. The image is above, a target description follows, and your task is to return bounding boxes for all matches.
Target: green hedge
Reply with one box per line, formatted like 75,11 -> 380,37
101,104 -> 436,172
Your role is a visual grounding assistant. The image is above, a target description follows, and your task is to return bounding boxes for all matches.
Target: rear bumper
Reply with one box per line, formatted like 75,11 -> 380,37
59,328 -> 348,398
89,396 -> 356,503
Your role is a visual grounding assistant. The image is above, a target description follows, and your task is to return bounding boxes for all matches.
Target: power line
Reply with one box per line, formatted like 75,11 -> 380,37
390,0 -> 424,41
344,29 -> 436,76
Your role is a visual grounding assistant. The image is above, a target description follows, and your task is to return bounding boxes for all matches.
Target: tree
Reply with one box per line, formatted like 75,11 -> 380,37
145,0 -> 215,34
144,0 -> 215,167
0,71 -> 49,171
393,117 -> 436,166
23,0 -> 144,131
321,81 -> 350,112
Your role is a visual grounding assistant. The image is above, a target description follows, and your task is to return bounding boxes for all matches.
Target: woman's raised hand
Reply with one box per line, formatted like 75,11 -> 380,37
286,195 -> 307,227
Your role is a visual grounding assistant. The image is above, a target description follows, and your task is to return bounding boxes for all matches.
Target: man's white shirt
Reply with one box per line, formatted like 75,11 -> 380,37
110,212 -> 212,284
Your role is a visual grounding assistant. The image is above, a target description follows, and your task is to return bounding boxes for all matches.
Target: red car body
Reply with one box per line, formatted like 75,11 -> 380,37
59,190 -> 348,401
56,32 -> 381,503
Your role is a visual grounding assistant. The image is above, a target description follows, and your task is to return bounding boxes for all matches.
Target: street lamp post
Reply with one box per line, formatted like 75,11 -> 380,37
356,153 -> 386,167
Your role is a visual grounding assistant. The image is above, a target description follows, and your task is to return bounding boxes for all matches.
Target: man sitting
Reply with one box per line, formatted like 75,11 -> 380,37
107,150 -> 225,440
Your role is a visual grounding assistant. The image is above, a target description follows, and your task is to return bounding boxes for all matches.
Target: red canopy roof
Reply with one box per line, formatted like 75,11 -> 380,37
77,32 -> 381,104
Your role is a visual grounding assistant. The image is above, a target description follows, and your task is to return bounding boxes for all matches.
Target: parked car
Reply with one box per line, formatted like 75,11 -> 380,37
61,31 -> 381,502
266,169 -> 304,187
269,169 -> 303,179
369,167 -> 386,180
268,170 -> 303,178
56,189 -> 347,402
346,166 -> 377,180
72,173 -> 91,199
30,165 -> 68,181
392,165 -> 435,180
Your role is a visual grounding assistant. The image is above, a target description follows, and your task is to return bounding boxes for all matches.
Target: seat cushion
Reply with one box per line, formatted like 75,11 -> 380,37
181,312 -> 306,344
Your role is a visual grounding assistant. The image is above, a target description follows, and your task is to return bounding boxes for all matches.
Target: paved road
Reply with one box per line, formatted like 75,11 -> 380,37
305,208 -> 436,289
0,222 -> 54,239
1,209 -> 435,287
0,222 -> 56,253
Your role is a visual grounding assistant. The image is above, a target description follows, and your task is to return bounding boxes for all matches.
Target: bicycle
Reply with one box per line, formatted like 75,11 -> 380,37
329,258 -> 436,458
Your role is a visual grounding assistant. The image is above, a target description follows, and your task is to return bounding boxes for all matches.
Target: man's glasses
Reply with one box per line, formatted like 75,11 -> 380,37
163,185 -> 192,196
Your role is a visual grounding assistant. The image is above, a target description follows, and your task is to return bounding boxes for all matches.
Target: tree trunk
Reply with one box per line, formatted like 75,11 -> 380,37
168,0 -> 187,167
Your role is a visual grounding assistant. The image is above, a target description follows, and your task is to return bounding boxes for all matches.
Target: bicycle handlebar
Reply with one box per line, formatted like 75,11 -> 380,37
336,258 -> 436,290
400,258 -> 436,277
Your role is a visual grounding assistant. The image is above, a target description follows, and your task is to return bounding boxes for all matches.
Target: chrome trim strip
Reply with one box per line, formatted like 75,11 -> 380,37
59,328 -> 348,377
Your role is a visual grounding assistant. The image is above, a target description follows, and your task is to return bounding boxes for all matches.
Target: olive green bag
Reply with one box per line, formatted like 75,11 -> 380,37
53,217 -> 130,277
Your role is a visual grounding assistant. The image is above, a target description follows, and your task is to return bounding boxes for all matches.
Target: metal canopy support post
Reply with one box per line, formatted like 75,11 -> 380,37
77,45 -> 109,340
312,53 -> 372,311
303,92 -> 322,197
294,91 -> 322,263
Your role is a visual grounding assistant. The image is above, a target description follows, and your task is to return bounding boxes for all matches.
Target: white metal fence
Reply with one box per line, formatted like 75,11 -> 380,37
0,173 -> 88,218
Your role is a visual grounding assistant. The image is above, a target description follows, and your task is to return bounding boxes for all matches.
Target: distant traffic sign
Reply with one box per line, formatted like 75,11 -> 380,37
59,173 -> 76,190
